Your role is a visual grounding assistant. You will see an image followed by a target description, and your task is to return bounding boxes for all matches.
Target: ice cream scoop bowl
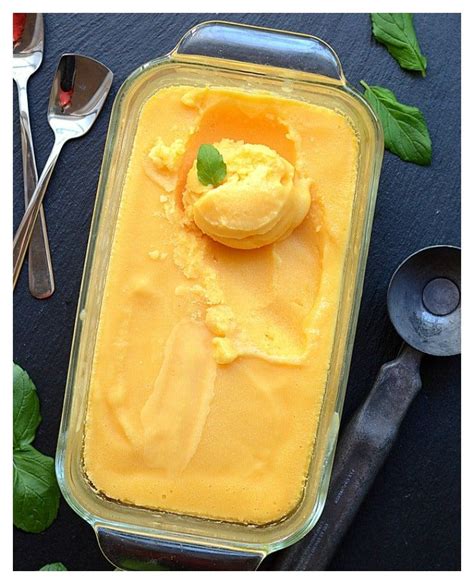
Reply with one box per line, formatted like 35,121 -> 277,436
388,244 -> 460,357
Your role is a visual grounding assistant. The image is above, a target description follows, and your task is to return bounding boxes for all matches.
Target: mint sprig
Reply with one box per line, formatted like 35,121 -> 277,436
13,363 -> 61,533
371,13 -> 427,76
13,362 -> 41,448
361,81 -> 432,165
196,144 -> 227,187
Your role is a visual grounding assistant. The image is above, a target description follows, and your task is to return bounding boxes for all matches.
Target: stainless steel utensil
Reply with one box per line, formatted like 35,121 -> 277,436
13,54 -> 113,290
272,244 -> 461,570
13,13 -> 54,298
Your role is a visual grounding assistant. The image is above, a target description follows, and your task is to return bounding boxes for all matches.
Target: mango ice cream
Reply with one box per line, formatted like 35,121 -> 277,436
83,85 -> 359,524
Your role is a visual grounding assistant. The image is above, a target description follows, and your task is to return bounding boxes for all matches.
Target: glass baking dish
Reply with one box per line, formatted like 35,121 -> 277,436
56,21 -> 383,570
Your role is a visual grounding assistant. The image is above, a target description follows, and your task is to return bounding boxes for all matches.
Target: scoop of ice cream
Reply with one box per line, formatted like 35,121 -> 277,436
183,139 -> 312,249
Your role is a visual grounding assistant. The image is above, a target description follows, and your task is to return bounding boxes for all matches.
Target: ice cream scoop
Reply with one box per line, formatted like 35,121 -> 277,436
183,139 -> 312,249
271,244 -> 461,570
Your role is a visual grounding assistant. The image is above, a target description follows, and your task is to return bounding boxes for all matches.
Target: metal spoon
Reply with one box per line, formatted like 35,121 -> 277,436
13,54 -> 113,290
13,13 -> 55,298
272,244 -> 461,570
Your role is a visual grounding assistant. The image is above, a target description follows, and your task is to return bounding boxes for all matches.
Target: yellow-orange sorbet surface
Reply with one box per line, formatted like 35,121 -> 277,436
83,85 -> 359,524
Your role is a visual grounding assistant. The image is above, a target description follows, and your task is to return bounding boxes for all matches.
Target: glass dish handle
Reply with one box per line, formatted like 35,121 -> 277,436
173,21 -> 345,82
96,526 -> 265,571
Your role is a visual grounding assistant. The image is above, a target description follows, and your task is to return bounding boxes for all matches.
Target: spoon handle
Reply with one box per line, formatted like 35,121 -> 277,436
13,137 -> 65,290
272,344 -> 422,571
16,79 -> 55,299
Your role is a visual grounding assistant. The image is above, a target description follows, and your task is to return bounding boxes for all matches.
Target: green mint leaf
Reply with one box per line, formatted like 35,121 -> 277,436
196,144 -> 227,186
13,444 -> 61,533
40,563 -> 68,571
13,363 -> 61,533
371,13 -> 427,76
13,363 -> 41,449
361,81 -> 432,165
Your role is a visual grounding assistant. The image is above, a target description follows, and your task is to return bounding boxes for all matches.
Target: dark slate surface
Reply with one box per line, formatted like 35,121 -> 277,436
13,13 -> 460,571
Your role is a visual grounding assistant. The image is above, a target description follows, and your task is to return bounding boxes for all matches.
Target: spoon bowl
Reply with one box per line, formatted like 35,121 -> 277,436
13,13 -> 43,80
48,54 -> 113,137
